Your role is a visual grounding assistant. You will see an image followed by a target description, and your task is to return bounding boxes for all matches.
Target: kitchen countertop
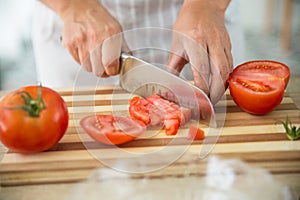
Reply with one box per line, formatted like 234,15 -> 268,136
0,85 -> 300,199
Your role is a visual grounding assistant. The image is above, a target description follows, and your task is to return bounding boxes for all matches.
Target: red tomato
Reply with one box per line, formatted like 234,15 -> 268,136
0,85 -> 69,153
228,60 -> 290,115
187,125 -> 205,140
164,118 -> 180,135
80,114 -> 146,145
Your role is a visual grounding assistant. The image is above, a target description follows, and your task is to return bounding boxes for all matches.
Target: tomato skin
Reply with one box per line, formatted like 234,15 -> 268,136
228,60 -> 290,115
229,79 -> 285,115
164,119 -> 180,135
0,86 -> 69,153
80,115 -> 146,145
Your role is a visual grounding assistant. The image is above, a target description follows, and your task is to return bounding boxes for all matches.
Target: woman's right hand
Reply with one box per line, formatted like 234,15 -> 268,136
58,0 -> 127,77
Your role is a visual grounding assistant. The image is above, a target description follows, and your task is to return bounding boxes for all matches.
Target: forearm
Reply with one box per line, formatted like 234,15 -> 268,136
39,0 -> 101,19
183,0 -> 231,15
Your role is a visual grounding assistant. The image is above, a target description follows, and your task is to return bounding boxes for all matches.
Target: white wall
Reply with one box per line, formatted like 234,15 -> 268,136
0,0 -> 34,60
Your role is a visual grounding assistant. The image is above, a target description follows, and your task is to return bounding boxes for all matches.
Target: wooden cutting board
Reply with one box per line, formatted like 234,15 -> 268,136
1,85 -> 300,187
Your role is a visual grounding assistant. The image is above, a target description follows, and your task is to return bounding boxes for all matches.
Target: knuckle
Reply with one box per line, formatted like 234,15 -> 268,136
214,64 -> 231,81
189,28 -> 205,43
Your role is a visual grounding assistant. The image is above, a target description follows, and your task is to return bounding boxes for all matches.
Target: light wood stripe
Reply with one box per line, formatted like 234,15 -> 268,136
1,88 -> 299,187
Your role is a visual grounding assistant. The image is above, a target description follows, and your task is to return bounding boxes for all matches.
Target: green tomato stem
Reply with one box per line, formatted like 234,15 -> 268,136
7,85 -> 45,117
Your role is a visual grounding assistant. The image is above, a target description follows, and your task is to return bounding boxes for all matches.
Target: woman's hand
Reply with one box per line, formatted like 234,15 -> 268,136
167,0 -> 233,104
44,0 -> 128,77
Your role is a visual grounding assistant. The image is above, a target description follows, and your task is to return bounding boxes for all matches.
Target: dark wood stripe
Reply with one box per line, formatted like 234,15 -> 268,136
59,88 -> 127,96
66,99 -> 129,107
1,151 -> 300,187
17,132 -> 288,152
223,116 -> 300,127
223,103 -> 298,113
2,151 -> 300,173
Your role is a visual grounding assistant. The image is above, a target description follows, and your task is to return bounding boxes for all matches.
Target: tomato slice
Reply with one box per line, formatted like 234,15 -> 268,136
187,125 -> 205,140
164,118 -> 180,135
80,114 -> 146,145
228,60 -> 289,115
129,96 -> 150,125
129,94 -> 192,135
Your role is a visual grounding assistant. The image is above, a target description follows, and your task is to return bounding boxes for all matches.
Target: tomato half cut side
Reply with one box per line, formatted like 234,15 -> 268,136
80,115 -> 146,145
229,77 -> 285,115
228,60 -> 290,115
231,60 -> 290,88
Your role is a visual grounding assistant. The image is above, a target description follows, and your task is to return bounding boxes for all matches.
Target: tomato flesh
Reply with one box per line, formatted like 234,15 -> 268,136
228,60 -> 290,115
232,60 -> 290,87
129,94 -> 191,135
80,115 -> 146,145
187,125 -> 205,140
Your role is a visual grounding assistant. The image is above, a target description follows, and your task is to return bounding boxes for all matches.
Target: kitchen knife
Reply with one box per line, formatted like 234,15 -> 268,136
119,53 -> 216,127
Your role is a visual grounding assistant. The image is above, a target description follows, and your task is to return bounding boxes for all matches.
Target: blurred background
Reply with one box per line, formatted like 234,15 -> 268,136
0,0 -> 299,93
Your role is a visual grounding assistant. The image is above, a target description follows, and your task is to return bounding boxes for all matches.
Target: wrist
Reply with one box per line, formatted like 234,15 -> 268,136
59,0 -> 101,19
39,0 -> 102,19
183,0 -> 231,14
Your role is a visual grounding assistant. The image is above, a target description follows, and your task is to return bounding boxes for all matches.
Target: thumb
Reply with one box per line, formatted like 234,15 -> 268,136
166,51 -> 188,76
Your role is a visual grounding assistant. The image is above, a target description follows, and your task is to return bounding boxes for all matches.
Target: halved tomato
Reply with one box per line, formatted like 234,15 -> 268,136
228,60 -> 290,115
80,114 -> 146,145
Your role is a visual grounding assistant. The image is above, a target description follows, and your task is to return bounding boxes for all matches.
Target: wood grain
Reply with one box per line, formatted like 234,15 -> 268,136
1,86 -> 300,187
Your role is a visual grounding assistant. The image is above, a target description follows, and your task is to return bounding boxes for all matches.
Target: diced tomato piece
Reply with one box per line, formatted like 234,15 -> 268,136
164,118 -> 180,135
129,94 -> 192,136
129,96 -> 150,125
187,125 -> 205,140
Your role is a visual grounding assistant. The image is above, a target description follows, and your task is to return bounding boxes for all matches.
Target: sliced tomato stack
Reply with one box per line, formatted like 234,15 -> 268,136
129,94 -> 192,135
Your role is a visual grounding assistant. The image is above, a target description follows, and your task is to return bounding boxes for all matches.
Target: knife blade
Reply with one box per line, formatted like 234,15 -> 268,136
119,53 -> 216,127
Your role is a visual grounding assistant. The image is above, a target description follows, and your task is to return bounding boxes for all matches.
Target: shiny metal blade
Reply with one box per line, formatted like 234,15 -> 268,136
119,53 -> 216,127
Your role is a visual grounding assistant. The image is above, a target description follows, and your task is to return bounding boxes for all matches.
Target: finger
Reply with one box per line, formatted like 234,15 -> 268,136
209,47 -> 230,104
64,42 -> 81,65
166,33 -> 188,75
82,56 -> 92,72
184,39 -> 210,95
90,45 -> 106,77
78,44 -> 92,72
102,33 -> 122,76
166,52 -> 188,76
121,37 -> 132,54
225,47 -> 233,73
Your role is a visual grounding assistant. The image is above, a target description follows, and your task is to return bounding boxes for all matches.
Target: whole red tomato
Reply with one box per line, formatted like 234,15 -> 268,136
0,85 -> 69,153
228,60 -> 290,115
